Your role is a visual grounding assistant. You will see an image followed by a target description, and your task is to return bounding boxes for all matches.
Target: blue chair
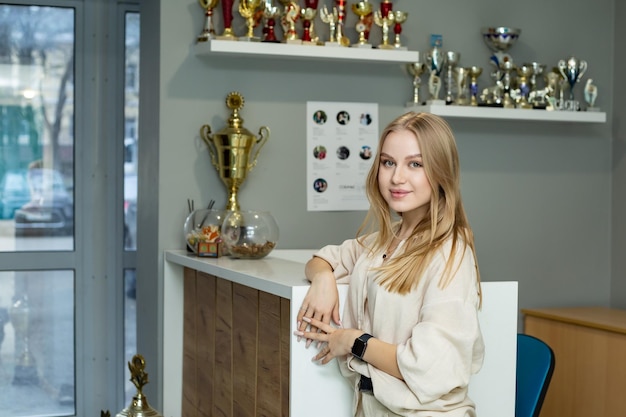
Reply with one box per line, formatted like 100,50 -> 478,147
516,334 -> 555,417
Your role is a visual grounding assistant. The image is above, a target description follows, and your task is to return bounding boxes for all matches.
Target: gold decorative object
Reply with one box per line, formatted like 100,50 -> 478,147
392,10 -> 407,49
278,0 -> 301,42
200,92 -> 270,212
300,0 -> 320,44
238,0 -> 263,41
407,61 -> 425,105
116,354 -> 163,417
374,0 -> 394,49
320,5 -> 339,44
352,1 -> 373,47
197,0 -> 220,42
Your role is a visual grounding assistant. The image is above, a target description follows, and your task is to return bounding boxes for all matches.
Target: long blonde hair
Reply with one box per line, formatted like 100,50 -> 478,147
357,112 -> 481,299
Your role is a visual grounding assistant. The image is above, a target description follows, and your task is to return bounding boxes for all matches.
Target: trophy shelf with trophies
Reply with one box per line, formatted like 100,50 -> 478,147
405,103 -> 606,123
193,39 -> 418,64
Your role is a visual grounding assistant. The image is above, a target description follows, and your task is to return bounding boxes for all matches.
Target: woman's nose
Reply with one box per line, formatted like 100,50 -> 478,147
391,168 -> 405,183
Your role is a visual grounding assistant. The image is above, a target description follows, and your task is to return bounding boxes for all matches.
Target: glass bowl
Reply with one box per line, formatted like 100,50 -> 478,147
184,209 -> 227,254
220,210 -> 279,259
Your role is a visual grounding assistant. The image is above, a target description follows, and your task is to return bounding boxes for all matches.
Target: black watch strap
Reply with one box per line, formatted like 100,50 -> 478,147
351,333 -> 374,360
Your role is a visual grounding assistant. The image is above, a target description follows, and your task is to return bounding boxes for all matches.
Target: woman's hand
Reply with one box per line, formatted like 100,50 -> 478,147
297,257 -> 341,346
294,317 -> 362,365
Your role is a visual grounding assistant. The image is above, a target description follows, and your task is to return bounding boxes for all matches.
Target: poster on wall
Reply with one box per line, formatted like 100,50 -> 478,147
306,101 -> 379,211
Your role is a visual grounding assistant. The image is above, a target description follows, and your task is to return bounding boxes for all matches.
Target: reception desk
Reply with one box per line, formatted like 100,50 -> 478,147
163,249 -> 518,417
522,307 -> 626,417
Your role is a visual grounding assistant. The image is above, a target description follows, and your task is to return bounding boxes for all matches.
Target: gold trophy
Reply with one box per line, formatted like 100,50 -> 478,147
392,10 -> 407,49
374,0 -> 395,49
352,1 -> 373,48
197,0 -> 219,42
278,0 -> 301,43
238,0 -> 263,41
200,92 -> 270,212
300,0 -> 320,45
407,59 -> 425,105
116,354 -> 163,417
320,5 -> 339,44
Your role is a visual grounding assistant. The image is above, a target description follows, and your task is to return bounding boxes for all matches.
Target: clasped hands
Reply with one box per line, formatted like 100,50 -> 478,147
294,301 -> 361,365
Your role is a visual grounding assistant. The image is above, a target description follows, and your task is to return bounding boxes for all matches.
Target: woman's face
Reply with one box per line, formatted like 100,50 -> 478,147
377,129 -> 432,223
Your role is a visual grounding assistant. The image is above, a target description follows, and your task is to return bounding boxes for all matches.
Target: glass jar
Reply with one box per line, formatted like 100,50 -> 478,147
184,209 -> 227,254
220,210 -> 279,259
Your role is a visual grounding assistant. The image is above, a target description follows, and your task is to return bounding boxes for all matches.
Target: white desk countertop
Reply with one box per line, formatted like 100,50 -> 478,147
164,249 -> 316,299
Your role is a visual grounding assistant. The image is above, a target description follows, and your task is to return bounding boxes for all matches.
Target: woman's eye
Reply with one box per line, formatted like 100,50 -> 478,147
410,161 -> 423,168
382,159 -> 395,167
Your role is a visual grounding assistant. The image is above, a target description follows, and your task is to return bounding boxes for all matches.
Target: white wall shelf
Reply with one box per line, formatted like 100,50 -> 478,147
193,39 -> 419,64
406,103 -> 607,123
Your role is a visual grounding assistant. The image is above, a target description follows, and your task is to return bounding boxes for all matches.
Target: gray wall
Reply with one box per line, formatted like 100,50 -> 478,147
137,0 -> 622,407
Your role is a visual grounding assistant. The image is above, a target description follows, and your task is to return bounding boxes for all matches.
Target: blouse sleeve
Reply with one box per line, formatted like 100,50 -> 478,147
312,238 -> 365,283
389,244 -> 484,406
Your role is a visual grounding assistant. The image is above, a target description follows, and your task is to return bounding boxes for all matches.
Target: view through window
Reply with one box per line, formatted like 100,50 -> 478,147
0,3 -> 138,415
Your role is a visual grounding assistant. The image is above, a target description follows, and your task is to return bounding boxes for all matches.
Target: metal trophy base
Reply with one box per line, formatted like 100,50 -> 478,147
197,33 -> 215,43
13,364 -> 39,385
586,106 -> 601,112
284,39 -> 302,45
406,101 -> 425,107
302,40 -> 322,46
324,41 -> 346,47
238,36 -> 260,42
352,43 -> 373,49
215,35 -> 237,41
394,46 -> 408,51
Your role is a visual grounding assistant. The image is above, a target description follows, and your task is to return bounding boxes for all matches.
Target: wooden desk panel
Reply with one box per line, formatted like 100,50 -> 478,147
523,307 -> 626,417
182,269 -> 290,417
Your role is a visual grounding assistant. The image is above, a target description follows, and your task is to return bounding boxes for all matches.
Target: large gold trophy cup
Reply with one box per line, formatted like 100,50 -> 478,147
200,92 -> 270,211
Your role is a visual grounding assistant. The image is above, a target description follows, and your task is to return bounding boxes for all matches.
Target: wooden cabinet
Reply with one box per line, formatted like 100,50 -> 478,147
522,307 -> 626,417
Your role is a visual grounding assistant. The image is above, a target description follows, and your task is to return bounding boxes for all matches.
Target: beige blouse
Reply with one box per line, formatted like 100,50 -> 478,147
314,235 -> 484,417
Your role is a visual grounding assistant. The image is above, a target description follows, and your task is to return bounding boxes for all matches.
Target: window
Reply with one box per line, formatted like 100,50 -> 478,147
0,2 -> 139,415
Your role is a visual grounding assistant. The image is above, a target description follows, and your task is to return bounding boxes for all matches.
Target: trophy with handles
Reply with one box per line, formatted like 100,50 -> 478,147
558,56 -> 587,101
374,0 -> 394,49
200,92 -> 270,211
239,0 -> 263,41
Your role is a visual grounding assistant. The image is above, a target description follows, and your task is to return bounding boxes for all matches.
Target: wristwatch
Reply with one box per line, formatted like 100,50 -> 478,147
351,333 -> 374,360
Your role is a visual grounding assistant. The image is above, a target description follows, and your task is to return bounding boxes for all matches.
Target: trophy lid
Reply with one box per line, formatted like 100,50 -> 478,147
214,91 -> 255,138
116,355 -> 163,417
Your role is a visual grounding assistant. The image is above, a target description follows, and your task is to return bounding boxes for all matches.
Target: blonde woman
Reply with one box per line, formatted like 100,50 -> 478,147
295,112 -> 484,416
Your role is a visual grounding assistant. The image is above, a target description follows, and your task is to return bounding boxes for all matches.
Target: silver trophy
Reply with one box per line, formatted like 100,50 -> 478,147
481,27 -> 521,106
444,51 -> 460,104
426,34 -> 445,104
558,56 -> 588,101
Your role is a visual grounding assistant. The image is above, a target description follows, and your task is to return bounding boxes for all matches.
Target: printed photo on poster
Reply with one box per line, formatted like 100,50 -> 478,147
306,101 -> 379,211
